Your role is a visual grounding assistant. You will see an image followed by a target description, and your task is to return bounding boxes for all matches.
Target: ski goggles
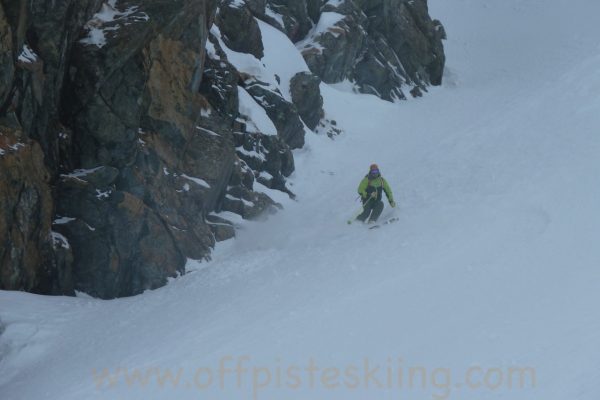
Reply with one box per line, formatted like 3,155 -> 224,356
369,169 -> 380,175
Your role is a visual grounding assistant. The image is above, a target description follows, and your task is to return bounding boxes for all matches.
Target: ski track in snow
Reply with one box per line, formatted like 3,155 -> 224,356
2,0 -> 600,399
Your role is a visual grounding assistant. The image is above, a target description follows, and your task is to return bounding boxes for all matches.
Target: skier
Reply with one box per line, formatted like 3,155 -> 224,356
356,164 -> 396,223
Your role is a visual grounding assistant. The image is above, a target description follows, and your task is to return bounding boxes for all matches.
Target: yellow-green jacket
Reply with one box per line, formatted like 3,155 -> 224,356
358,176 -> 394,204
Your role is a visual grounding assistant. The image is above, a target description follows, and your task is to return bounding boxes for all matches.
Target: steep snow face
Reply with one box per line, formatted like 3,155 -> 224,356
256,19 -> 310,100
2,0 -> 600,399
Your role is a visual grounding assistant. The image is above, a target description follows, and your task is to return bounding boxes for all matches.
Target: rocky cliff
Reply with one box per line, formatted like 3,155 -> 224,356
0,0 -> 444,298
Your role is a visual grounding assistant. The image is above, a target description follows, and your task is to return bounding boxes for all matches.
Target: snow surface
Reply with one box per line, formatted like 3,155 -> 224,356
296,12 -> 345,53
17,44 -> 38,64
50,232 -> 70,250
265,5 -> 284,28
181,174 -> 211,189
2,1 -> 600,399
53,216 -> 76,225
237,86 -> 278,136
60,167 -> 104,182
210,25 -> 278,89
256,19 -> 310,101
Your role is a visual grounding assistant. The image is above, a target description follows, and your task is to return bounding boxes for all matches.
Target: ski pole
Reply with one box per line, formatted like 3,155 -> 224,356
347,197 -> 373,224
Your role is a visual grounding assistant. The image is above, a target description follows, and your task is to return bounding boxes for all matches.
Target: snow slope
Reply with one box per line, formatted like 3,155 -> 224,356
2,1 -> 600,399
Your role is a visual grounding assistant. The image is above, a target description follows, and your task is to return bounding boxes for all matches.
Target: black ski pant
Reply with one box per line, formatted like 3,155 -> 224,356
357,199 -> 384,222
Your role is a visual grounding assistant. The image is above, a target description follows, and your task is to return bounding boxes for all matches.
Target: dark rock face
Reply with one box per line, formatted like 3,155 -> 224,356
306,0 -> 322,24
299,1 -> 367,84
60,0 -> 224,298
56,170 -> 185,299
0,0 -> 278,299
364,0 -> 446,87
0,122 -> 72,295
1,0 -> 444,298
265,0 -> 313,42
0,4 -> 13,107
290,71 -> 324,130
243,81 -> 306,149
297,0 -> 445,100
203,21 -> 300,197
217,0 -> 264,59
234,131 -> 295,197
212,6 -> 307,150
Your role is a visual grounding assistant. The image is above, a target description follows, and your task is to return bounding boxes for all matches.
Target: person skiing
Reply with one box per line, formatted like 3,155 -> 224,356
356,164 -> 396,223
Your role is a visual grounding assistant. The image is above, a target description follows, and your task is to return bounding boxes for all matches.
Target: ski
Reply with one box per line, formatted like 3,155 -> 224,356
368,217 -> 399,230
